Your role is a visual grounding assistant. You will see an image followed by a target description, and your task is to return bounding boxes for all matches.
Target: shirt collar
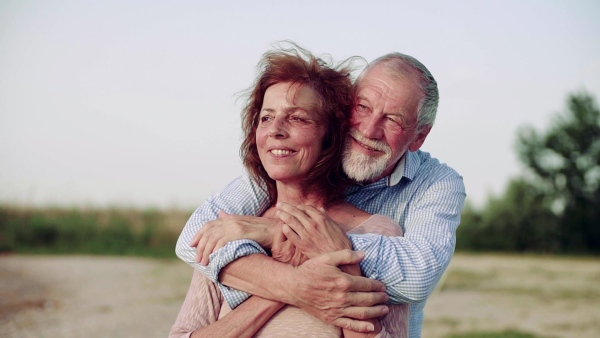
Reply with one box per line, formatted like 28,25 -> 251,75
387,154 -> 406,186
386,150 -> 420,186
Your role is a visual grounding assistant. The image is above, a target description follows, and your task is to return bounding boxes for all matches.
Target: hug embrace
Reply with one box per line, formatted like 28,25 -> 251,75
170,42 -> 465,338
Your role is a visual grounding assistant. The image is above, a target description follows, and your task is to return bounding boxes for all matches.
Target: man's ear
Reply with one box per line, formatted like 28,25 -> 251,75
408,125 -> 431,152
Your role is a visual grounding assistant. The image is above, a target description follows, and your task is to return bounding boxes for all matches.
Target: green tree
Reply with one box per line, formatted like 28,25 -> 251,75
516,91 -> 600,252
457,178 -> 560,252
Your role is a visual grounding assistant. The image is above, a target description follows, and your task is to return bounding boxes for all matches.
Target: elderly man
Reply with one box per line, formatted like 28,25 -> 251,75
176,52 -> 465,337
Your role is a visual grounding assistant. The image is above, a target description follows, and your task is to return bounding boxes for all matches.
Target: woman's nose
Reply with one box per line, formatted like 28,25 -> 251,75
268,117 -> 288,138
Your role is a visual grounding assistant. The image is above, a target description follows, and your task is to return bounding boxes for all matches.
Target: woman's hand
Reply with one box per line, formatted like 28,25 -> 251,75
275,203 -> 352,259
271,223 -> 308,266
190,211 -> 278,265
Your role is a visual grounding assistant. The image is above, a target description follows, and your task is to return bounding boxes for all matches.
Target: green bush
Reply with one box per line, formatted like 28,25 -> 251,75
0,206 -> 184,258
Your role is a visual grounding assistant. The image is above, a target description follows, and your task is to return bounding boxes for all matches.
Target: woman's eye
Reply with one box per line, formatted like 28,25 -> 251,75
290,116 -> 306,122
260,116 -> 272,123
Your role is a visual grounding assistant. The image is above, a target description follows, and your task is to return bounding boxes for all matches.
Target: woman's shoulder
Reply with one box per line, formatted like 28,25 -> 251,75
349,214 -> 403,236
328,202 -> 371,231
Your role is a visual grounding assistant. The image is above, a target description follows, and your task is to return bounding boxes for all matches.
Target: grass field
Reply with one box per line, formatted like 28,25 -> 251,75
422,253 -> 600,338
1,206 -> 599,337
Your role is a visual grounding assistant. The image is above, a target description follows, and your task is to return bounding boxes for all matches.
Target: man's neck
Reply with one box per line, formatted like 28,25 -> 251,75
367,153 -> 407,186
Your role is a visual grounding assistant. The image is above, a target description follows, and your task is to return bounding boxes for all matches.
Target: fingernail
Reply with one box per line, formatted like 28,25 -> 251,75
382,306 -> 389,314
367,324 -> 374,332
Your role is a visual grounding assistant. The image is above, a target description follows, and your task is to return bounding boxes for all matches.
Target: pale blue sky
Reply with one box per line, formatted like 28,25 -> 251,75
1,0 -> 599,209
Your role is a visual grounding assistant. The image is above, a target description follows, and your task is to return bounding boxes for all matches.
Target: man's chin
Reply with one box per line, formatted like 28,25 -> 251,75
342,158 -> 387,183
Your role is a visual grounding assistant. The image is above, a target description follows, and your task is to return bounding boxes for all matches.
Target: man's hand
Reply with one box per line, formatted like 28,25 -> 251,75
276,203 -> 352,259
190,211 -> 278,265
282,250 -> 389,333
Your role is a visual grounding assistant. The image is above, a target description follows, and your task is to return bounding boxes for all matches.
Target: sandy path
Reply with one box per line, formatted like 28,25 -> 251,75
2,254 -> 599,338
0,255 -> 193,338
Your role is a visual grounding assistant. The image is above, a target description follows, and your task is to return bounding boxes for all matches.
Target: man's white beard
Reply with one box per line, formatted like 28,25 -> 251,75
342,129 -> 392,183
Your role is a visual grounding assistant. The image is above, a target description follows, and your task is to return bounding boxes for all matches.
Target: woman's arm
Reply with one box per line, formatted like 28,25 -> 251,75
339,264 -> 383,338
169,270 -> 284,338
190,297 -> 284,338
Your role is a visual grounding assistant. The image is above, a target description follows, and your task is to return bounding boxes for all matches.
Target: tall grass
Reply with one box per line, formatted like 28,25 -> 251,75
0,205 -> 191,258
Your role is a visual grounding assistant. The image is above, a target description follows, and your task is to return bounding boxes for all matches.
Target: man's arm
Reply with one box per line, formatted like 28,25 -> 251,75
273,171 -> 465,305
175,174 -> 270,298
219,250 -> 389,333
176,174 -> 389,332
351,173 -> 466,303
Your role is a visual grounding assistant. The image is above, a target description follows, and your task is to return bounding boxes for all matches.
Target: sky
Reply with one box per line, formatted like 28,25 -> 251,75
1,0 -> 599,210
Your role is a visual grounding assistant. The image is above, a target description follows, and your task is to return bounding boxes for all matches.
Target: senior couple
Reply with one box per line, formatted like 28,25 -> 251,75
170,43 -> 465,337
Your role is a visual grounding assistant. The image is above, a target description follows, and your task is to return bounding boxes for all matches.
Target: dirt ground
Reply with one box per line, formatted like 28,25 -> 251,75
1,253 -> 599,338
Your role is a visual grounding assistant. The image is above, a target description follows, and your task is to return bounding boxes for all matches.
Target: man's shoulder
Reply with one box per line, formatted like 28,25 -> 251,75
407,150 -> 463,186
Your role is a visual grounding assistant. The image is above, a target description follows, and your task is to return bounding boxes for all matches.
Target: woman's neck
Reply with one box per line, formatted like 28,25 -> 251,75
274,181 -> 327,208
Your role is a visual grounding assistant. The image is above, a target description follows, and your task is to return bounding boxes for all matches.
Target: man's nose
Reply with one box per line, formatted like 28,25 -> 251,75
358,113 -> 383,139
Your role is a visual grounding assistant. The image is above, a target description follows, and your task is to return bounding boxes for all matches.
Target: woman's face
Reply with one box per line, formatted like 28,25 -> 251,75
256,82 -> 326,185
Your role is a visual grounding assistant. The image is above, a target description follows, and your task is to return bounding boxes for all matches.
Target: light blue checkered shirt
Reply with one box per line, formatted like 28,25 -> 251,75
176,150 -> 466,337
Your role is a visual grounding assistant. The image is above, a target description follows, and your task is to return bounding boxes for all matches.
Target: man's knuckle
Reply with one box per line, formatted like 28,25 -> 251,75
335,276 -> 352,290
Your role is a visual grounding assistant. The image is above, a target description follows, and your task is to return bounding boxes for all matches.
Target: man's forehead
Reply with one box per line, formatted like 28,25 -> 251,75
355,79 -> 404,103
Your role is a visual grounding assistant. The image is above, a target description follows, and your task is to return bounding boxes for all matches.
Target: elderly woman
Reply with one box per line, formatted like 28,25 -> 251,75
169,45 -> 408,338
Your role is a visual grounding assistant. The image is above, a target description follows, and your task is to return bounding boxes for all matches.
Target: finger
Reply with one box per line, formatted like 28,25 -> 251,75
341,305 -> 390,320
276,209 -> 308,238
217,210 -> 230,218
343,287 -> 389,305
277,203 -> 312,229
213,238 -> 229,254
346,274 -> 388,294
330,318 -> 375,333
301,205 -> 331,224
196,234 -> 210,264
189,230 -> 202,248
190,219 -> 216,248
319,249 -> 365,266
273,223 -> 286,247
281,223 -> 301,242
201,237 -> 220,266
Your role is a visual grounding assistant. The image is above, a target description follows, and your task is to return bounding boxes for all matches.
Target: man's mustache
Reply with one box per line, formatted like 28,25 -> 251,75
348,129 -> 392,155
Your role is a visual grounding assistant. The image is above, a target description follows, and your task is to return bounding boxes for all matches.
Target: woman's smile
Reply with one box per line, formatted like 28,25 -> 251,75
256,82 -> 325,184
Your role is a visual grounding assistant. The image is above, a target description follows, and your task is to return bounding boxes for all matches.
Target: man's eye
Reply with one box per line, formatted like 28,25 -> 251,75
386,116 -> 402,126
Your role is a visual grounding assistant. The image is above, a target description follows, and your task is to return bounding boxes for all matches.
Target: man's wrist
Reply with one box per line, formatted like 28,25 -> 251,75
265,261 -> 298,305
219,254 -> 298,305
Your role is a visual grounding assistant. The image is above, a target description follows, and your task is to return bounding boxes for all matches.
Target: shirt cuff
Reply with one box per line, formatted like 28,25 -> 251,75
348,233 -> 383,279
207,239 -> 268,308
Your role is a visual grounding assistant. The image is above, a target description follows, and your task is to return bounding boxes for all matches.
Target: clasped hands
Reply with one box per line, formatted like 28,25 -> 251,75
189,203 -> 389,332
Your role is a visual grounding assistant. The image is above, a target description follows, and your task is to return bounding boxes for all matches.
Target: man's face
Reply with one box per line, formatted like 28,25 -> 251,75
342,64 -> 431,182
